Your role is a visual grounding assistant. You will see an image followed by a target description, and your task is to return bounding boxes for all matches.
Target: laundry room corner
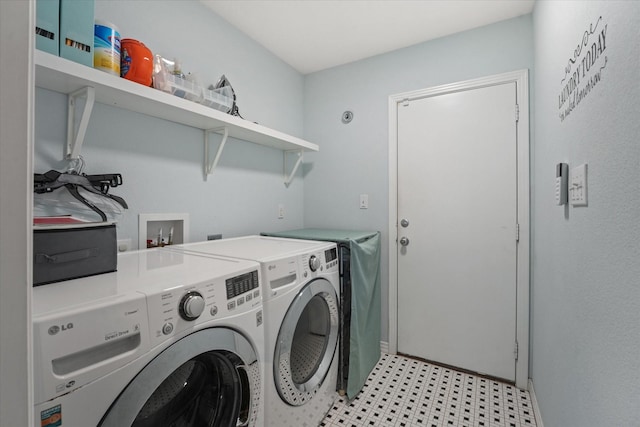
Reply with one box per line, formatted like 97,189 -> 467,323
34,0 -> 309,249
302,15 -> 534,347
531,1 -> 640,425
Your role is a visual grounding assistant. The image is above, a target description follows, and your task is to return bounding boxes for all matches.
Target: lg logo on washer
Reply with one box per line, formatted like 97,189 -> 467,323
48,323 -> 73,335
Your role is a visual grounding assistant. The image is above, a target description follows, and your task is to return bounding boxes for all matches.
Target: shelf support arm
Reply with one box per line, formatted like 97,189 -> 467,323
204,126 -> 229,180
66,86 -> 95,159
284,149 -> 304,187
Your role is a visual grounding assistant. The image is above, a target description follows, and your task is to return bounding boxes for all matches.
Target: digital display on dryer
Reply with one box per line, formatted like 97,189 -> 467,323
325,248 -> 337,263
226,270 -> 259,299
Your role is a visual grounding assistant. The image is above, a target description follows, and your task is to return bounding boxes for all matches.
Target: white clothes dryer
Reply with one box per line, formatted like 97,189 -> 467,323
33,249 -> 265,427
165,236 -> 340,427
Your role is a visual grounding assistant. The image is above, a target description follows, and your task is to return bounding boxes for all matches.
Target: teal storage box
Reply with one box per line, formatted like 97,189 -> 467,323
59,0 -> 94,67
36,0 -> 59,56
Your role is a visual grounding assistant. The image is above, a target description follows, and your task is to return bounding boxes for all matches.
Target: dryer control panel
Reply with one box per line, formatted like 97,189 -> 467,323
301,245 -> 339,278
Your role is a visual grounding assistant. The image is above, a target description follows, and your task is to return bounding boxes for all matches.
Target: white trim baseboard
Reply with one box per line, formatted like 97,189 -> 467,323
528,378 -> 544,427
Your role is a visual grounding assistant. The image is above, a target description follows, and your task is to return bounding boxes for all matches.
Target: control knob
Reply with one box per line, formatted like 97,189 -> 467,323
308,255 -> 321,272
179,291 -> 205,321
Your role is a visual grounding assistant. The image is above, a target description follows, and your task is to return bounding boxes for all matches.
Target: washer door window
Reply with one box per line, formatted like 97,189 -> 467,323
99,328 -> 259,427
274,278 -> 339,406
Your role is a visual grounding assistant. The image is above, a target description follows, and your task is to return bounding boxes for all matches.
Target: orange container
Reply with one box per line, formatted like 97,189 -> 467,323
120,39 -> 153,86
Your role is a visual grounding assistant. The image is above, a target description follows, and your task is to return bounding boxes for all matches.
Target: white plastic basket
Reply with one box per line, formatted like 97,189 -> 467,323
202,86 -> 233,112
164,74 -> 203,102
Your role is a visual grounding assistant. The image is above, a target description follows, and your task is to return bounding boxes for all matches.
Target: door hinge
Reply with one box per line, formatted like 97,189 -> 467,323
515,104 -> 520,122
515,223 -> 520,242
402,98 -> 410,107
514,341 -> 519,360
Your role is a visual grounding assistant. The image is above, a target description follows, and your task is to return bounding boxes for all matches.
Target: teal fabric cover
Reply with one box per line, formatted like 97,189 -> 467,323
261,228 -> 375,244
346,232 -> 381,398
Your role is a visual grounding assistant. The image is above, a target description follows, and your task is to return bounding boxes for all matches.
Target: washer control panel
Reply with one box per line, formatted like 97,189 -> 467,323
145,268 -> 261,347
225,270 -> 260,311
179,291 -> 206,321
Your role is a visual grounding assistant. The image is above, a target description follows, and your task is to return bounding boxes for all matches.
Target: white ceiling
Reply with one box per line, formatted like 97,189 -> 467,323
201,0 -> 535,75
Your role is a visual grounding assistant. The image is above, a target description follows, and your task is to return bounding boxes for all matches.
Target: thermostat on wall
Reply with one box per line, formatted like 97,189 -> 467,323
555,163 -> 568,205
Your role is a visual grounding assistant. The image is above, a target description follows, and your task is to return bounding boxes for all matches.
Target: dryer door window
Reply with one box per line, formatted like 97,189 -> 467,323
99,328 -> 259,427
274,278 -> 339,406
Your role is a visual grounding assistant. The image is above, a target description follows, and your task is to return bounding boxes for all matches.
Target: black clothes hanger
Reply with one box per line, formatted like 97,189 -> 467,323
34,170 -> 128,222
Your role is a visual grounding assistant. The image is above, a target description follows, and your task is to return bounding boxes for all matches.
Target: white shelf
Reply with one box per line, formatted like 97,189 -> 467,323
35,50 -> 318,153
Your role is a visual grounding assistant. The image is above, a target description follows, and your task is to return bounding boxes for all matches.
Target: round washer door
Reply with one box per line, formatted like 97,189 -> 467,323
274,278 -> 339,406
99,327 -> 260,427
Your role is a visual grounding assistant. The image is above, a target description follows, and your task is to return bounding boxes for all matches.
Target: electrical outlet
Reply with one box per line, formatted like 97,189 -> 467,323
117,238 -> 132,252
278,204 -> 285,219
360,194 -> 369,209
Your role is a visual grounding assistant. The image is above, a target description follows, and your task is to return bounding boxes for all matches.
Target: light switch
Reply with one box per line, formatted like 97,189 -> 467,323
570,164 -> 588,206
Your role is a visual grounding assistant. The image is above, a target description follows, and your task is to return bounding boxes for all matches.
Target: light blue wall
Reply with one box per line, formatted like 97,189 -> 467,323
32,4 -> 640,424
303,15 -> 534,343
532,1 -> 640,426
34,0 -> 306,248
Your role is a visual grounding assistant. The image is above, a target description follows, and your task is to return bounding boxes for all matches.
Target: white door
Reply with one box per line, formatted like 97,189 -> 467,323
397,82 -> 518,381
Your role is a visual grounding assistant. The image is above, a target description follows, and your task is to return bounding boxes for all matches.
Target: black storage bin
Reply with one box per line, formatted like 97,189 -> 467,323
33,222 -> 117,286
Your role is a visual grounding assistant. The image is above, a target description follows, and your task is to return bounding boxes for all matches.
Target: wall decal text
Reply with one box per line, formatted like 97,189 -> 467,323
558,16 -> 608,122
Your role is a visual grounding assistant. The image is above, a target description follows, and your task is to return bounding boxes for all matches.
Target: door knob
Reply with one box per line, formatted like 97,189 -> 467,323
399,237 -> 410,246
400,219 -> 409,228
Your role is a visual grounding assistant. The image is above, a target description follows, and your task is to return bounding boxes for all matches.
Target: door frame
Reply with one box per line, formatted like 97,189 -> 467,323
387,70 -> 530,389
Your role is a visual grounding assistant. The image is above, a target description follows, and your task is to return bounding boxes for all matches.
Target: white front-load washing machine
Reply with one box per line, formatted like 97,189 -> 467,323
33,248 -> 265,427
164,236 -> 340,427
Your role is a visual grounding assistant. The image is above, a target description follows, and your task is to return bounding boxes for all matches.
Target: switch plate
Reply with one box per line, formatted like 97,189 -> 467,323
278,204 -> 285,219
359,194 -> 369,209
570,163 -> 588,206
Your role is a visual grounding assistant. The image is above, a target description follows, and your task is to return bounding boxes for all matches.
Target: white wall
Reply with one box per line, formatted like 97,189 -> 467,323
303,15 -> 534,342
35,0 -> 306,247
531,2 -> 640,425
0,2 -> 33,426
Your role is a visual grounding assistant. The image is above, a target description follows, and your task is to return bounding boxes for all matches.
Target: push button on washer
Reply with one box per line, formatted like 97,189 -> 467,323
162,323 -> 174,335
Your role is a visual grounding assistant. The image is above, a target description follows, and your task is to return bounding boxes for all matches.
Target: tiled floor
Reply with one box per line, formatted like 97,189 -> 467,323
321,353 -> 537,427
